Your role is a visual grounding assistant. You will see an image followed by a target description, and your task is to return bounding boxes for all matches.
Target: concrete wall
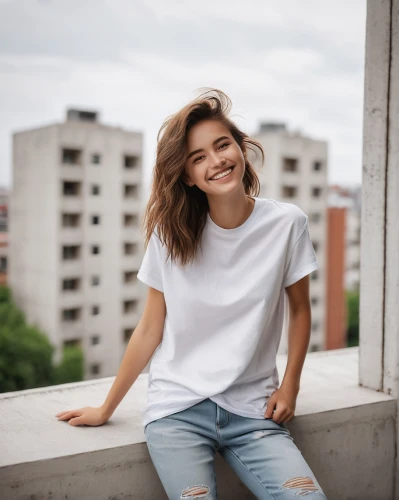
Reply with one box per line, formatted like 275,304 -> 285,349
0,348 -> 396,500
360,0 -> 399,496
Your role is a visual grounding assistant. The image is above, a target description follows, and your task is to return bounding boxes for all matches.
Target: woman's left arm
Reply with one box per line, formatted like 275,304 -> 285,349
264,275 -> 312,423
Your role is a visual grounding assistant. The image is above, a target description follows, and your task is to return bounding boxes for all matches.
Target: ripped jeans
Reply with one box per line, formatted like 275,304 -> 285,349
144,398 -> 328,499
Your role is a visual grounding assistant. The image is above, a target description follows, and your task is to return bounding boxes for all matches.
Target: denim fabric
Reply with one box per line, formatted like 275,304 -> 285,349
144,398 -> 328,499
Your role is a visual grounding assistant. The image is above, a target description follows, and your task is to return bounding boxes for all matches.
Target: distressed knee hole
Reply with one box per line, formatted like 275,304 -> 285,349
282,476 -> 319,496
180,484 -> 210,498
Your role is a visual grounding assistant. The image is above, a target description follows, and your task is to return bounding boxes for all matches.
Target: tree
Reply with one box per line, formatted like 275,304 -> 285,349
54,346 -> 84,384
0,285 -> 84,393
346,289 -> 360,347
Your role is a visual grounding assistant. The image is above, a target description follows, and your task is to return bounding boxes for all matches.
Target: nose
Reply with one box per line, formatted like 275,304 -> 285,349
209,153 -> 226,173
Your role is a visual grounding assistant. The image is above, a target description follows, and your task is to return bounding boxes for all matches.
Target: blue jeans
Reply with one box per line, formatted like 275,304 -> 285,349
144,398 -> 328,499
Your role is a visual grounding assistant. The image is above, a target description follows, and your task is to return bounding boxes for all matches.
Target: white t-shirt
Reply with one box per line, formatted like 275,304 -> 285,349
137,197 -> 318,428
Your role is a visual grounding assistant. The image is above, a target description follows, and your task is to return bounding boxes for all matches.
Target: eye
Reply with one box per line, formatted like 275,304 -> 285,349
193,143 -> 230,163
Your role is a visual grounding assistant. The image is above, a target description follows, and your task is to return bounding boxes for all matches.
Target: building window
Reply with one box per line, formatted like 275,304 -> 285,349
310,213 -> 321,223
62,308 -> 81,321
124,155 -> 139,169
91,245 -> 100,255
309,344 -> 319,352
91,335 -> 100,345
0,257 -> 7,272
311,297 -> 318,306
63,181 -> 81,196
91,185 -> 100,195
92,305 -> 100,315
124,271 -> 138,283
92,153 -> 101,164
311,270 -> 319,281
282,157 -> 298,172
63,339 -> 81,348
62,213 -> 80,228
124,184 -> 138,198
91,215 -> 100,225
62,245 -> 80,260
312,241 -> 319,252
282,186 -> 297,198
124,213 -> 138,227
312,321 -> 319,332
123,328 -> 135,342
90,364 -> 100,375
123,300 -> 137,314
62,278 -> 80,291
312,187 -> 322,197
61,148 -> 82,165
313,161 -> 322,171
124,242 -> 137,255
91,275 -> 100,286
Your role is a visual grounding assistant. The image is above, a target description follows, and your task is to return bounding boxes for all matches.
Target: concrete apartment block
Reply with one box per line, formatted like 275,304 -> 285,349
253,124 -> 328,353
9,109 -> 145,379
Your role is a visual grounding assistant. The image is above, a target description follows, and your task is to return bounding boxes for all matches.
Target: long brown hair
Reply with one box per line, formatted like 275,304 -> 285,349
141,88 -> 265,267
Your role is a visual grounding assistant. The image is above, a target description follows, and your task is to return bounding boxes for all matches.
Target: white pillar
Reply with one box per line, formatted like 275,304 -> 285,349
360,0 -> 399,496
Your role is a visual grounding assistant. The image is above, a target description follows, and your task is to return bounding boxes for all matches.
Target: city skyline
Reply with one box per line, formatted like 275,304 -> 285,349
0,0 -> 366,189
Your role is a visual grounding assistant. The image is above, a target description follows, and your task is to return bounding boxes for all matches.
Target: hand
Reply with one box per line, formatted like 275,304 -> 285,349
55,406 -> 109,427
264,384 -> 299,424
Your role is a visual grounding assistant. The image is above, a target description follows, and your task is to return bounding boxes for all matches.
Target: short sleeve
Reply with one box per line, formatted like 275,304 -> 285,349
137,230 -> 164,292
283,217 -> 318,288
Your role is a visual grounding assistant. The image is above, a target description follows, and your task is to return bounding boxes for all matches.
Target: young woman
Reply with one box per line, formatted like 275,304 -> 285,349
56,89 -> 328,499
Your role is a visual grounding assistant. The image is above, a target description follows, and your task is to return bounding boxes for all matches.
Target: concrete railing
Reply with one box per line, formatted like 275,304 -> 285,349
0,347 -> 396,500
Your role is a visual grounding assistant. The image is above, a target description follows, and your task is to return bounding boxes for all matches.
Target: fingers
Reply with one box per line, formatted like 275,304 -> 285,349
56,412 -> 73,420
275,412 -> 293,425
55,410 -> 82,420
55,411 -> 69,417
68,417 -> 83,426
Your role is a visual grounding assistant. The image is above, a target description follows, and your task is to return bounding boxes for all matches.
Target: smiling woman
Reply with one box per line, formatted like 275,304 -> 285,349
142,88 -> 264,266
134,89 -> 326,498
56,88 -> 327,499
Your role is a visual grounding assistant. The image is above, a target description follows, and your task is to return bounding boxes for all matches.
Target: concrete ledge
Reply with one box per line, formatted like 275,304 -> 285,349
0,347 -> 396,500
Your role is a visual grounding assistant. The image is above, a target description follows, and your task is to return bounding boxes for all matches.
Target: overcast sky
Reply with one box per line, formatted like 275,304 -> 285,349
0,0 -> 366,191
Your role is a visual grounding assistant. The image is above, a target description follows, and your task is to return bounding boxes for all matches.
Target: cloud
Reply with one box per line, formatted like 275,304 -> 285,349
0,0 -> 366,187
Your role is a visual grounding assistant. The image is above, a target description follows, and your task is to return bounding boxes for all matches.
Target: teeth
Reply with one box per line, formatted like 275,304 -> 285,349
210,168 -> 232,180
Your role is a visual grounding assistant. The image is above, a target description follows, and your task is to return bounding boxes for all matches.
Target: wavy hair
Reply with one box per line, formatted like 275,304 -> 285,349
141,88 -> 265,267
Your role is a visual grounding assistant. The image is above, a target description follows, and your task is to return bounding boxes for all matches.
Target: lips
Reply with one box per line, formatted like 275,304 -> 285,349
209,165 -> 234,180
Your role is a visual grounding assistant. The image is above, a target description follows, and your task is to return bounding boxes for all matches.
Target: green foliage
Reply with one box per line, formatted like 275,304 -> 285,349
0,285 -> 84,393
346,289 -> 360,347
54,346 -> 84,384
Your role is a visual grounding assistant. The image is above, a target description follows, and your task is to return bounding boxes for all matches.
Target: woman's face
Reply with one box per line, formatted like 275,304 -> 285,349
183,119 -> 246,195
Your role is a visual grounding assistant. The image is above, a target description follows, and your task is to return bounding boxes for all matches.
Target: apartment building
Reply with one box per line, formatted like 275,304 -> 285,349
253,122 -> 328,353
10,109 -> 144,378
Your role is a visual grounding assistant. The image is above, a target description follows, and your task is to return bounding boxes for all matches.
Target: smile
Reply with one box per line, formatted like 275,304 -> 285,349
209,166 -> 235,181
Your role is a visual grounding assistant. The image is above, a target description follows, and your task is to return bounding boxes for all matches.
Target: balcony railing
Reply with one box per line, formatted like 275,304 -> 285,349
0,347 -> 395,500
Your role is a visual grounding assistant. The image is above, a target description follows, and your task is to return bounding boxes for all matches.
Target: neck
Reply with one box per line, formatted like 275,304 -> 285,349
207,191 -> 255,230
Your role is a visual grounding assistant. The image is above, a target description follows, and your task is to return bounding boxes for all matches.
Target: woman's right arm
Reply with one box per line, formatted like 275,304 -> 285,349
55,286 -> 166,426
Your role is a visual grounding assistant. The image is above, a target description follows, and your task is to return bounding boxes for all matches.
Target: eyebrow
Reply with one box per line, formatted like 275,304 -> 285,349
186,136 -> 230,161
